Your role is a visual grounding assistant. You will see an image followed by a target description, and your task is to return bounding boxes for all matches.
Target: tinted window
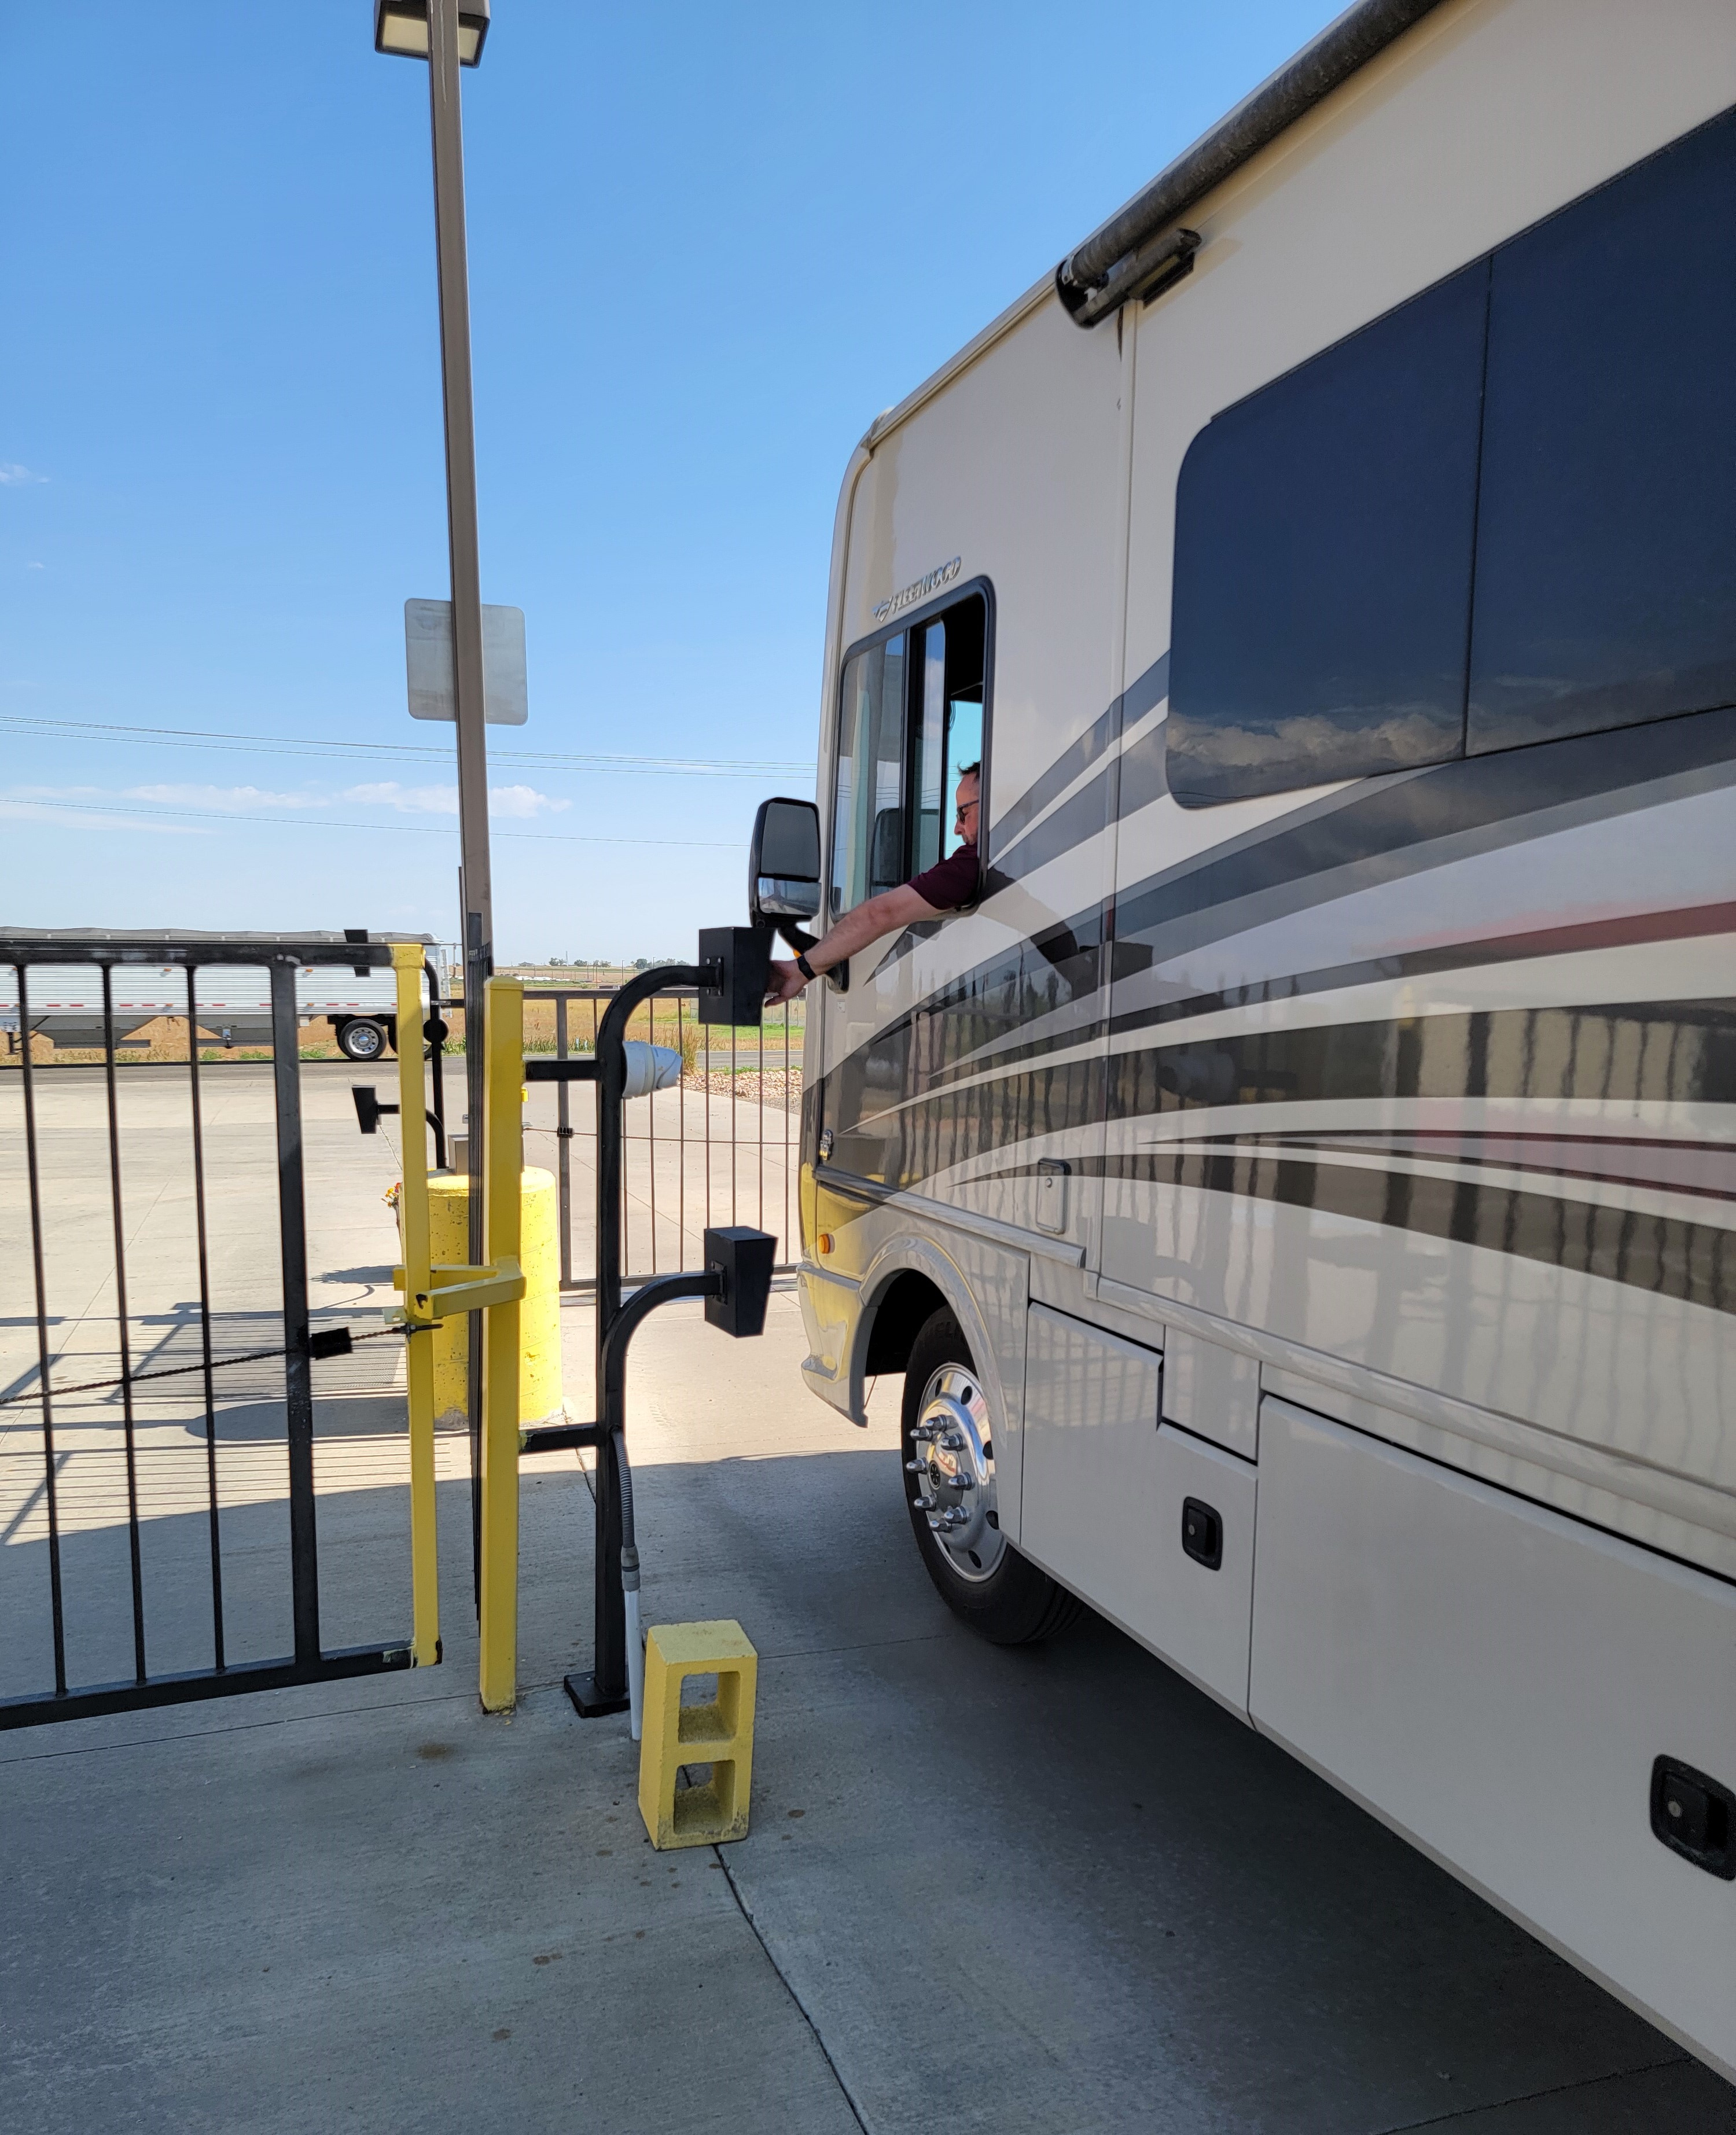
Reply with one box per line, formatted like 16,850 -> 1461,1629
830,633 -> 907,915
830,592 -> 988,916
1467,109 -> 1736,752
911,598 -> 986,874
1167,263 -> 1487,805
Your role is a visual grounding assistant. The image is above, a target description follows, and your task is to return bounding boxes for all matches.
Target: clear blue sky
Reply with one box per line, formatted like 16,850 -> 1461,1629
2,1 -> 1338,962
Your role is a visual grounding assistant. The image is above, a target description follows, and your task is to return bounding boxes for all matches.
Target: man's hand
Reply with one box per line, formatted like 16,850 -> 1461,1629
761,884 -> 944,1007
764,958 -> 806,1006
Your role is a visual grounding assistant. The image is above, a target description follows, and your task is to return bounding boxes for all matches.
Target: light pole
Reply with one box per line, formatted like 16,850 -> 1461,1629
376,0 -> 494,1593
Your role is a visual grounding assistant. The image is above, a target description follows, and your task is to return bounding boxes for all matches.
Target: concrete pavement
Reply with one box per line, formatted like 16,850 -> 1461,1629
5,1287 -> 1735,2132
2,1061 -> 1734,2130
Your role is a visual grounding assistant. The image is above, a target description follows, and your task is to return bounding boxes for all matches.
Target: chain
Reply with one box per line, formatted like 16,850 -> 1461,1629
0,1324 -> 407,1409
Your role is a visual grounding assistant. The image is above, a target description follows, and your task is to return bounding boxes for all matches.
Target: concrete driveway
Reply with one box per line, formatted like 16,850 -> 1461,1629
4,1277 -> 1734,2133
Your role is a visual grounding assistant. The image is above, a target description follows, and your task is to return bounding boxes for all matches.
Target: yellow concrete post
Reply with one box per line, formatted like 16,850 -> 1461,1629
426,1166 -> 561,1426
638,1621 -> 758,1849
391,944 -> 441,1669
477,976 -> 524,1713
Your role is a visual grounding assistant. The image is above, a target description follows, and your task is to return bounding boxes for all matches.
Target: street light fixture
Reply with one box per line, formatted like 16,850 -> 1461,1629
374,0 -> 490,65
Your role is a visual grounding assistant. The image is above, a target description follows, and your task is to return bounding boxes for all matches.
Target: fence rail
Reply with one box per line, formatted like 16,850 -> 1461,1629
519,989 -> 805,1289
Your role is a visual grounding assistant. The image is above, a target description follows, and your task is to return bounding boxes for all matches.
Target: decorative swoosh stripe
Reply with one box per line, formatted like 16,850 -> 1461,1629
826,992 -> 1736,1196
1259,1127 -> 1736,1204
825,700 -> 1736,1101
988,651 -> 1169,856
1073,1143 -> 1736,1317
1106,899 -> 1736,1043
962,1136 -> 1736,1317
1109,996 -> 1736,1120
1113,703 -> 1736,960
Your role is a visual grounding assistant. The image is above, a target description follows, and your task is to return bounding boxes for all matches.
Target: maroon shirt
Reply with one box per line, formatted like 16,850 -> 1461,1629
906,840 -> 980,912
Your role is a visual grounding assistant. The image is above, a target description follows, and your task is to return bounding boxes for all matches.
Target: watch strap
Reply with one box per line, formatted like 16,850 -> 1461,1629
795,952 -> 817,981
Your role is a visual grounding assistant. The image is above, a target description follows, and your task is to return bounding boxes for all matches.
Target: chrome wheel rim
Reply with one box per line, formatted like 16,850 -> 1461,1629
908,1362 -> 1004,1584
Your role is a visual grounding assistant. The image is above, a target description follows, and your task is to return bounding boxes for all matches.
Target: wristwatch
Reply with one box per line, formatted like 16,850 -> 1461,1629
795,952 -> 817,981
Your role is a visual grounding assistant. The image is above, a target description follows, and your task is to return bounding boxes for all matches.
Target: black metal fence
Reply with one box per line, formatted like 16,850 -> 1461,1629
520,988 -> 805,1288
0,931 -> 431,1728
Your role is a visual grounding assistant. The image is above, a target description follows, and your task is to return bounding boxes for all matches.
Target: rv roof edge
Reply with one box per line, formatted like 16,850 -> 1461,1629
1055,0 -> 1451,325
861,275 -> 1053,455
855,0 -> 1455,453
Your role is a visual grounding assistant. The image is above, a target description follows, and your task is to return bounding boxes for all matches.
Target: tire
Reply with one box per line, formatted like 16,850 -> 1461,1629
336,1018 -> 388,1063
901,1308 -> 1084,1646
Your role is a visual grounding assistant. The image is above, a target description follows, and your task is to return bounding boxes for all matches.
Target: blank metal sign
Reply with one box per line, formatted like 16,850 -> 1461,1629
403,598 -> 528,724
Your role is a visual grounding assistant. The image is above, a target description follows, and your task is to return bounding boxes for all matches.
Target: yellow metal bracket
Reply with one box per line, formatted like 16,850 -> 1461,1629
406,1258 -> 527,1320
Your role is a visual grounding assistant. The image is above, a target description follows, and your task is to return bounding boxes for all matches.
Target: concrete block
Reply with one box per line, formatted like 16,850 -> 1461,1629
639,1621 -> 757,1849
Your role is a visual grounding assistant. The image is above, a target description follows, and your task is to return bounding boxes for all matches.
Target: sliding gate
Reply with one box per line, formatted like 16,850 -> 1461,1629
0,930 -> 442,1728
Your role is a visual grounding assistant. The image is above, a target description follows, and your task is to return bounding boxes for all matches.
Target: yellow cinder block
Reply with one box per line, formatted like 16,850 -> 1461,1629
638,1621 -> 757,1850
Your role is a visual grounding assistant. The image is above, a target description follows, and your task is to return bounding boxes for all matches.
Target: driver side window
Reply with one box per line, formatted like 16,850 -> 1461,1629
829,591 -> 988,919
830,634 -> 907,916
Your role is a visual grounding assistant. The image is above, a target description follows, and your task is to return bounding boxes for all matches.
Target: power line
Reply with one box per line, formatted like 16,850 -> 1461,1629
0,793 -> 744,849
0,711 -> 814,780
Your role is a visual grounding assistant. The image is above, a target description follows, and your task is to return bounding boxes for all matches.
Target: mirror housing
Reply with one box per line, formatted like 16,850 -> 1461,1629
748,796 -> 821,949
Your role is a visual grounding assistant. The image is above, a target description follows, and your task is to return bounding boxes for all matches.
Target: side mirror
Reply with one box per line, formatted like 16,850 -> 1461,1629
748,796 -> 821,948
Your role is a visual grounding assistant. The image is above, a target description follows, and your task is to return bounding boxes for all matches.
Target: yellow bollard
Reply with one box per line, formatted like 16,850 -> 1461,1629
391,944 -> 441,1670
638,1621 -> 758,1849
477,977 -> 524,1714
425,1168 -> 561,1426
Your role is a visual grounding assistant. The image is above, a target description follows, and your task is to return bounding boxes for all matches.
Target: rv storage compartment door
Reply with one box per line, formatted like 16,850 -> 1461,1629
1023,1304 -> 1256,1716
1250,1396 -> 1736,2074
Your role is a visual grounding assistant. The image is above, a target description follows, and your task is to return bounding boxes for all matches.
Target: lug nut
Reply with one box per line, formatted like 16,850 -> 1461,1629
904,1459 -> 925,1473
950,1472 -> 974,1490
914,1493 -> 936,1511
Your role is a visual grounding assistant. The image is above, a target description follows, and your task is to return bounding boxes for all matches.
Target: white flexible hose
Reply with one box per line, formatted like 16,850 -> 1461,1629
621,1041 -> 682,1100
624,1585 -> 644,1741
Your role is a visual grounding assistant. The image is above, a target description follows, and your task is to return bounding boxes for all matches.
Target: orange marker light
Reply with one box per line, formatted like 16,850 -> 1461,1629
816,1233 -> 835,1256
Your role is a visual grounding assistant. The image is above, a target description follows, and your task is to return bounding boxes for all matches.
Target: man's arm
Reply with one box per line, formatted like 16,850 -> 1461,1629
764,882 -> 941,1005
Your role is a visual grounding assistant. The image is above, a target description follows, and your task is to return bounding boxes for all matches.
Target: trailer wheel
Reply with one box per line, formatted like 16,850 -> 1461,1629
336,1017 -> 388,1063
902,1308 -> 1083,1645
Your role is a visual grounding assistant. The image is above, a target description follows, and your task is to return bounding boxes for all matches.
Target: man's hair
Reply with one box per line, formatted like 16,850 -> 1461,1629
956,761 -> 981,780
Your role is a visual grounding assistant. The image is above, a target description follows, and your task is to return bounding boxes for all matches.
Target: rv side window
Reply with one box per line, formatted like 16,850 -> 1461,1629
831,634 -> 908,915
911,597 -> 986,876
1165,263 -> 1485,806
830,591 -> 988,916
1467,108 -> 1736,753
1167,105 -> 1736,805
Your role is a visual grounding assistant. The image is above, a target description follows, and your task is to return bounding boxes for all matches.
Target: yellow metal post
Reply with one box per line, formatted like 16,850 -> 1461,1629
391,944 -> 442,1669
477,976 -> 524,1711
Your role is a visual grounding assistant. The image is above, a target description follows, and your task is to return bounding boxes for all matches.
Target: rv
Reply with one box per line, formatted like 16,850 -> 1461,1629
751,0 -> 1736,2080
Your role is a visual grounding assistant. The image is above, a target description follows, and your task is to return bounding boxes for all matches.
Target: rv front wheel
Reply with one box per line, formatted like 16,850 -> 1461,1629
902,1309 -> 1083,1646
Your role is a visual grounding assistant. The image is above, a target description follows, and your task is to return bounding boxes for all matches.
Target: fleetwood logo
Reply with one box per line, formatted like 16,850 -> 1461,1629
873,556 -> 962,624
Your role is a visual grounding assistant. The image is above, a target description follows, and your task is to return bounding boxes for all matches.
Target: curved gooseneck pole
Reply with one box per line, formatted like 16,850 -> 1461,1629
575,962 -> 709,1720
